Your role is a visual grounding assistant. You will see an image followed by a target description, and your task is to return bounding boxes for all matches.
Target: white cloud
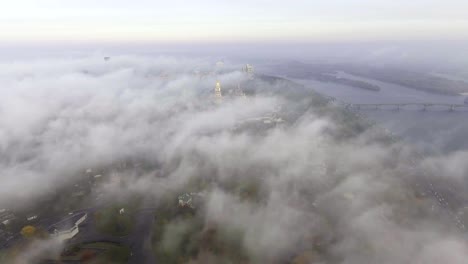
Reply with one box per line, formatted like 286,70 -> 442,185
2,55 -> 468,263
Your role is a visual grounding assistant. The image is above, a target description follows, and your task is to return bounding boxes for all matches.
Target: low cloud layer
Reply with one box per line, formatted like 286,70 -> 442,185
1,55 -> 468,263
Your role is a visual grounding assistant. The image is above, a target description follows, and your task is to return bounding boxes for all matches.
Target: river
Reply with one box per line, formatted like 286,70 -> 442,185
289,73 -> 468,154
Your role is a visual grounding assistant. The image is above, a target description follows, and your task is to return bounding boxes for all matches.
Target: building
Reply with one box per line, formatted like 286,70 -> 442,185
178,193 -> 206,209
216,61 -> 225,72
178,193 -> 194,208
233,83 -> 247,98
0,229 -> 13,249
48,213 -> 87,242
0,209 -> 16,226
193,70 -> 211,79
214,81 -> 223,103
242,64 -> 255,80
26,214 -> 39,222
236,113 -> 285,128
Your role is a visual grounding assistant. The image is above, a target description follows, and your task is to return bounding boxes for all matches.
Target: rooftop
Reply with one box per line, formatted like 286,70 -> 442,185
48,212 -> 87,233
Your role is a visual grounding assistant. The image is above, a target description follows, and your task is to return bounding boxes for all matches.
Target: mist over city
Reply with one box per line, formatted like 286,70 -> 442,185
1,1 -> 468,264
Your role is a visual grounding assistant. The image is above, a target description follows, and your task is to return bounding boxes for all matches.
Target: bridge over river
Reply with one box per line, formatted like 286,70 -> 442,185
322,96 -> 468,112
344,103 -> 468,111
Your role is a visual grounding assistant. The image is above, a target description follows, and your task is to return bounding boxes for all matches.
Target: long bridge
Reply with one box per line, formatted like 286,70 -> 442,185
344,103 -> 468,111
322,96 -> 468,112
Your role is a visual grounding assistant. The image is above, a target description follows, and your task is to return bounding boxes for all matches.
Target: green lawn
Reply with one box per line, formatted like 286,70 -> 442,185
0,250 -> 9,262
94,206 -> 135,237
60,242 -> 130,263
81,242 -> 120,249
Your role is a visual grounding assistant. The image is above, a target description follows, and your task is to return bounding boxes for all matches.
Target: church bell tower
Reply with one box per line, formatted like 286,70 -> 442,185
215,81 -> 223,103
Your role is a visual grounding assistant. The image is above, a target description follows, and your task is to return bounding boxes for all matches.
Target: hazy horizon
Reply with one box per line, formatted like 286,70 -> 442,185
2,0 -> 468,44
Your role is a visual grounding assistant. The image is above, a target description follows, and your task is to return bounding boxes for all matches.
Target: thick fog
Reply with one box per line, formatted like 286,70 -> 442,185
2,56 -> 468,263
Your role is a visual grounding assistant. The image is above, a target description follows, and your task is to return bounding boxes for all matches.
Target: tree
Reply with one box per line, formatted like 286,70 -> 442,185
80,250 -> 97,261
20,225 -> 37,239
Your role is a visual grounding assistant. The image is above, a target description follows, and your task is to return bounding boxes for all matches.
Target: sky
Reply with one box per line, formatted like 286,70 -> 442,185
1,0 -> 468,44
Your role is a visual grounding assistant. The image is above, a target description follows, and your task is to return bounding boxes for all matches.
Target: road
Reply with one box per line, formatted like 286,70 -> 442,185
127,208 -> 156,264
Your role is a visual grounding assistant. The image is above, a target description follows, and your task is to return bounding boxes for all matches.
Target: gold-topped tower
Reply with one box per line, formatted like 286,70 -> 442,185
214,81 -> 223,103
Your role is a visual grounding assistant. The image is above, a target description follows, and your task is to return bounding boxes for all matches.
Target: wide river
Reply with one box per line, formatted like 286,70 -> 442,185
288,73 -> 468,154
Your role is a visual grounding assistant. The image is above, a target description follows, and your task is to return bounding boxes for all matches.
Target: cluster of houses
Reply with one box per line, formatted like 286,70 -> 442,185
0,209 -> 40,248
0,209 -> 16,248
0,208 -> 88,248
0,167 -> 106,249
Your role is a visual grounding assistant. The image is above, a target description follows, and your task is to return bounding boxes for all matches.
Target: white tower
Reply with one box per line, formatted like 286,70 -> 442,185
243,64 -> 255,80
